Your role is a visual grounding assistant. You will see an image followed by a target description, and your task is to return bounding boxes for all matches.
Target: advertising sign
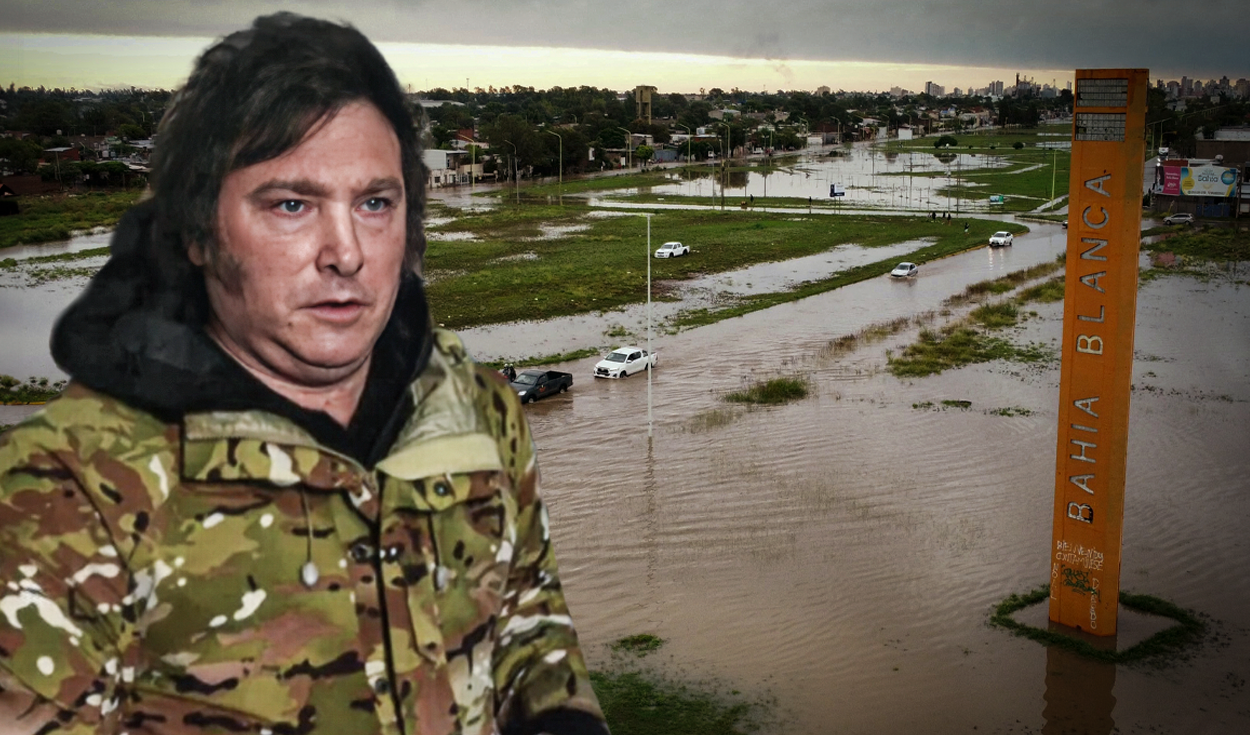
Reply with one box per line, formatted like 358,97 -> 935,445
1051,69 -> 1147,637
1161,166 -> 1182,196
1179,164 -> 1238,197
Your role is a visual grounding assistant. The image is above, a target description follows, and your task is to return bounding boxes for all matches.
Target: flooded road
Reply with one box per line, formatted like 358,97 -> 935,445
3,185 -> 1247,732
518,251 -> 1250,733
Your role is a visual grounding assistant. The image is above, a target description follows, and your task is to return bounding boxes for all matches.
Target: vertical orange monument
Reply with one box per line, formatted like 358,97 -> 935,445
1050,69 -> 1148,635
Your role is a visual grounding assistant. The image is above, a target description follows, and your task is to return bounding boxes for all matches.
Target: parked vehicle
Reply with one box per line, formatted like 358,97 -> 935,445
654,241 -> 689,258
989,231 -> 1014,247
890,262 -> 919,278
510,369 -> 573,403
593,346 -> 657,379
1163,213 -> 1194,225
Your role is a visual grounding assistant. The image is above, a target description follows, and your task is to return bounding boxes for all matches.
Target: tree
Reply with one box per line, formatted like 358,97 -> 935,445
117,123 -> 146,141
634,145 -> 654,165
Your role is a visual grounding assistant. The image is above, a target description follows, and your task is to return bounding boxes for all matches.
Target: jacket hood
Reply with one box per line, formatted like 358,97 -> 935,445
51,198 -> 433,466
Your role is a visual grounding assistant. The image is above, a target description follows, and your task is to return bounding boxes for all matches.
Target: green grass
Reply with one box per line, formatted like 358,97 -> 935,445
946,258 -> 1065,307
889,326 -> 1030,377
939,152 -> 1070,212
476,347 -> 601,370
0,191 -> 142,250
724,376 -> 809,405
1017,276 -> 1065,303
590,633 -> 772,735
879,125 -> 1072,212
591,670 -> 757,735
989,585 -> 1207,665
423,203 -> 1023,330
1,374 -> 66,404
970,302 -> 1019,329
1142,227 -> 1250,262
610,634 -> 665,656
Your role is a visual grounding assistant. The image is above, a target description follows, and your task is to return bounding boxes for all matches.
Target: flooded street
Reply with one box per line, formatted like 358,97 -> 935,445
523,260 -> 1250,733
3,174 -> 1247,732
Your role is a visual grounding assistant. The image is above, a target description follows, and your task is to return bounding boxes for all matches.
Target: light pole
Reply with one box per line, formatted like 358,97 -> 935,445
676,123 -> 693,164
616,126 -> 633,169
503,139 -> 519,204
543,128 -> 562,196
716,121 -> 731,211
644,213 -> 653,438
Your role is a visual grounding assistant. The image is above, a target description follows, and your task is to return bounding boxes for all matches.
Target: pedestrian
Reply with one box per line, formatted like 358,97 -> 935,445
0,13 -> 607,735
750,193 -> 754,205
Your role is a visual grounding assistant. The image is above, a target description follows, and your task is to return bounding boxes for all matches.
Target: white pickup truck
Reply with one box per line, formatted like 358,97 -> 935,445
593,346 -> 657,379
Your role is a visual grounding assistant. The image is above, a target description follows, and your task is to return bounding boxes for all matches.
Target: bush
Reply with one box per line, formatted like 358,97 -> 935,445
934,135 -> 959,149
1012,141 -> 1025,150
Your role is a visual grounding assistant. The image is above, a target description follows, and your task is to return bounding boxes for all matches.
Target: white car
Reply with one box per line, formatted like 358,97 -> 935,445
654,241 -> 689,258
1163,213 -> 1194,225
890,262 -> 918,278
989,231 -> 1014,247
593,346 -> 658,379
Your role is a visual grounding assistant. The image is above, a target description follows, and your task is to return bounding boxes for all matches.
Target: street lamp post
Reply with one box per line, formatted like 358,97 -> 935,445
503,139 -> 519,204
543,128 -> 562,196
644,213 -> 653,438
676,123 -> 693,164
716,121 -> 732,211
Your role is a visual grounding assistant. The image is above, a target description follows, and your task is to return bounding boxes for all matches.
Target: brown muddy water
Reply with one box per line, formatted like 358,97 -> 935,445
520,254 -> 1250,733
3,222 -> 1248,733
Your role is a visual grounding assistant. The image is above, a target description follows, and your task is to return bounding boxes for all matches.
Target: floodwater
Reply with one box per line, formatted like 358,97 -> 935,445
526,244 -> 1250,733
600,146 -> 1019,213
4,187 -> 1248,733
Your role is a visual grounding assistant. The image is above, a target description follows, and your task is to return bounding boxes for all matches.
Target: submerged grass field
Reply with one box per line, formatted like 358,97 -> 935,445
880,124 -> 1072,212
424,203 -> 1024,329
888,258 -> 1065,377
0,190 -> 142,250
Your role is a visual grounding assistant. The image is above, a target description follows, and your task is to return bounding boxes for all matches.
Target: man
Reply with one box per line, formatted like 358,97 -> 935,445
0,14 -> 607,735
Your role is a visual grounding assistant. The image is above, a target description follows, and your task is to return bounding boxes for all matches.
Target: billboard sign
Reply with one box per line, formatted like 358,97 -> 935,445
1179,164 -> 1238,197
1160,166 -> 1183,196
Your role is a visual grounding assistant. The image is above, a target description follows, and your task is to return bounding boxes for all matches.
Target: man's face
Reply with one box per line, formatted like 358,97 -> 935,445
200,101 -> 406,389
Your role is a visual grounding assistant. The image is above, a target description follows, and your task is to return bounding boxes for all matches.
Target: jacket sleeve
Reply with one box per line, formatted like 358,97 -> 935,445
483,375 -> 609,735
0,425 -> 135,734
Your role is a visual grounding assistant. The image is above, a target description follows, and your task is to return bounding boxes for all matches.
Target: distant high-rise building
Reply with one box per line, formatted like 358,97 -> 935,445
1181,76 -> 1192,96
924,81 -> 945,97
816,85 -> 831,95
992,80 -> 1004,96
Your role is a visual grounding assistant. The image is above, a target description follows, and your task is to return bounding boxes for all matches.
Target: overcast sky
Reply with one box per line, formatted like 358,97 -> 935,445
3,0 -> 1245,92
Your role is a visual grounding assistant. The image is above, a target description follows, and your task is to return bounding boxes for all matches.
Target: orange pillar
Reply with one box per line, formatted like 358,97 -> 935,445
1049,69 -> 1148,635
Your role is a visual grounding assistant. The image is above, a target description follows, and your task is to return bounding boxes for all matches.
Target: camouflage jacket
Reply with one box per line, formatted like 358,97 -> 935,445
0,329 -> 606,735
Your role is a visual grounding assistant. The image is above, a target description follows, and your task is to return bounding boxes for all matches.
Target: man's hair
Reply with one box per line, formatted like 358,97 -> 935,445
151,12 -> 427,272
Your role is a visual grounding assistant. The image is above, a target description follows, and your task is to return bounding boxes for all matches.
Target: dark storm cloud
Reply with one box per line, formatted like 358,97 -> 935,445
2,0 -> 1243,79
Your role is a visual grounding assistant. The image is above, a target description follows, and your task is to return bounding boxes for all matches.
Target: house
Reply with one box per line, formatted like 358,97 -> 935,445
423,149 -> 471,187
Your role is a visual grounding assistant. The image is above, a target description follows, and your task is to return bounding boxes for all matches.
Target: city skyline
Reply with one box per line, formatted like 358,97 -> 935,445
2,0 -> 1245,95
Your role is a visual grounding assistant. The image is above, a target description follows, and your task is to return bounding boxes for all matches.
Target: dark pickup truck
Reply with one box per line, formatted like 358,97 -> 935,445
509,369 -> 573,403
